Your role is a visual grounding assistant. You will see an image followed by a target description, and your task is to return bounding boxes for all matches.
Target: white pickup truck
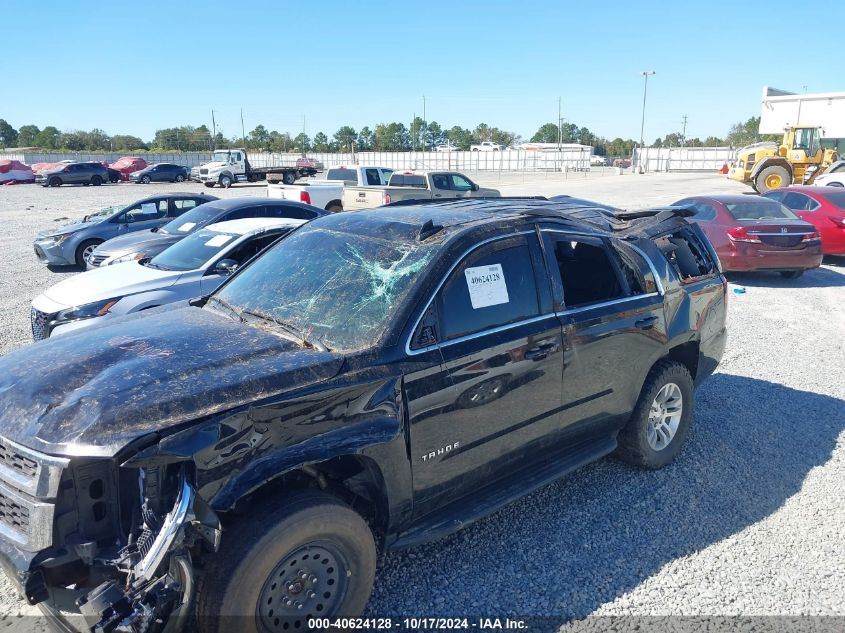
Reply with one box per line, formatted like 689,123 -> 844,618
470,141 -> 503,151
267,165 -> 394,212
342,170 -> 500,211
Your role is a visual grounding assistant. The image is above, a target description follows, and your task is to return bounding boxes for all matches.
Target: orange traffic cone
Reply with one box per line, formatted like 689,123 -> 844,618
719,163 -> 728,174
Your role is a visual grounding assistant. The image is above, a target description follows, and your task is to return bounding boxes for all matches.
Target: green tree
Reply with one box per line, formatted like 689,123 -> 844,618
531,123 -> 560,143
34,126 -> 60,149
17,125 -> 40,147
268,131 -> 292,153
703,136 -> 724,146
424,121 -> 445,147
0,119 -> 18,147
685,137 -> 703,147
110,135 -> 148,151
293,133 -> 311,152
374,122 -> 409,150
410,116 -> 426,150
725,116 -> 779,148
446,126 -> 473,150
333,126 -> 357,151
357,127 -> 375,150
248,125 -> 270,150
313,132 -> 330,152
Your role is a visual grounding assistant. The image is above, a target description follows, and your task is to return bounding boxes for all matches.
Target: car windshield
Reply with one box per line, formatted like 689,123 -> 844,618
823,191 -> 845,209
725,201 -> 798,220
149,228 -> 240,271
212,151 -> 232,163
159,204 -> 221,235
209,227 -> 435,351
86,205 -> 124,221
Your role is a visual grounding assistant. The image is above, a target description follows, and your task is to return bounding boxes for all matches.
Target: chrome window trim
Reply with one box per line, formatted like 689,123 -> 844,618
404,231 -> 534,356
404,226 -> 668,356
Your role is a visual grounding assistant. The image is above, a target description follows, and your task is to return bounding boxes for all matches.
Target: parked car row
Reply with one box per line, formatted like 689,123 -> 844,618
8,194 -> 727,633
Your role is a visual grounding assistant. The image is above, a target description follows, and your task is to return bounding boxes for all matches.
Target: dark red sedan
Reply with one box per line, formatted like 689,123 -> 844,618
672,194 -> 822,278
761,186 -> 845,256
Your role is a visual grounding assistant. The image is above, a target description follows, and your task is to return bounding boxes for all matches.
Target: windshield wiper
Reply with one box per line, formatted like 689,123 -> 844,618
143,261 -> 170,271
240,309 -> 327,351
207,296 -> 245,323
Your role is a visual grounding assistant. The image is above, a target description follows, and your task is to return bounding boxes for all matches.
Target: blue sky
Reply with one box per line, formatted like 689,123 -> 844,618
5,0 -> 844,143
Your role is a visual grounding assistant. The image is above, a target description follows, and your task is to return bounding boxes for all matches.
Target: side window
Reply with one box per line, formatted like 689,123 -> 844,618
654,229 -> 717,282
832,163 -> 845,173
781,192 -> 817,211
437,240 -> 540,341
764,191 -> 785,203
264,204 -> 318,220
431,174 -> 450,190
124,200 -> 168,223
172,198 -> 200,214
226,233 -> 283,265
550,238 -> 626,308
693,202 -> 718,221
225,206 -> 259,221
450,174 -> 473,192
364,169 -> 381,185
613,242 -> 659,295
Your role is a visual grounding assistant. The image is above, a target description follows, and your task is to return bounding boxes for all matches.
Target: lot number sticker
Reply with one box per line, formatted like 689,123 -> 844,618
464,264 -> 509,309
177,222 -> 197,233
205,234 -> 233,247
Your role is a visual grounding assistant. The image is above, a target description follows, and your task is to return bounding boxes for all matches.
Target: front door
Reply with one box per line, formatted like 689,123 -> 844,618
406,232 -> 564,517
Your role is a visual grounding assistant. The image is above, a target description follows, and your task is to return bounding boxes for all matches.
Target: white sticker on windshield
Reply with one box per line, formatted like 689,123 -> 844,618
177,222 -> 196,232
140,203 -> 157,215
464,263 -> 509,309
205,234 -> 233,247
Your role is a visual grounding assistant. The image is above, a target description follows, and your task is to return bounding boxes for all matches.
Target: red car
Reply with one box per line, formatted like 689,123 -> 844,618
761,186 -> 845,256
673,194 -> 822,278
108,156 -> 147,181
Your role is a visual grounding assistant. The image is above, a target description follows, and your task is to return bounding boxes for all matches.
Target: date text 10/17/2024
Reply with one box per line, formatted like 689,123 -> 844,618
308,618 -> 528,630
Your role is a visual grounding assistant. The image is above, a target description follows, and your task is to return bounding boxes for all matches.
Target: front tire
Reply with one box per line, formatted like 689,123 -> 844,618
91,175 -> 103,186
141,175 -> 151,184
196,491 -> 376,633
615,360 -> 694,469
220,174 -> 233,188
175,173 -> 185,182
204,181 -> 216,188
754,165 -> 791,193
75,239 -> 103,269
49,177 -> 62,187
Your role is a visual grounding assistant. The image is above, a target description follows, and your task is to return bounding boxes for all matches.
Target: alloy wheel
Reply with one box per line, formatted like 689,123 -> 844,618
646,382 -> 683,451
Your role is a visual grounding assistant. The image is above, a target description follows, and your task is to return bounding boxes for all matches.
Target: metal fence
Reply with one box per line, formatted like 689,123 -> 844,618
1,149 -> 596,172
633,147 -> 736,172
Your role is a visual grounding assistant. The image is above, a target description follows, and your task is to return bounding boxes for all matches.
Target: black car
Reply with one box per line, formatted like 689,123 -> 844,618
130,163 -> 190,184
0,199 -> 726,632
35,161 -> 110,187
87,196 -> 326,267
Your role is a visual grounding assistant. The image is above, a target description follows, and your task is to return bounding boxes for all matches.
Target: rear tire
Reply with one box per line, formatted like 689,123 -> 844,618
780,270 -> 804,279
282,171 -> 297,185
195,491 -> 376,633
327,202 -> 343,213
75,239 -> 103,269
615,360 -> 694,469
175,173 -> 185,182
91,175 -> 103,186
754,165 -> 791,193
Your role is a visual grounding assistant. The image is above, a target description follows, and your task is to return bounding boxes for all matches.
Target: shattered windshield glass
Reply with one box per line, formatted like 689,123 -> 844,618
210,227 -> 435,351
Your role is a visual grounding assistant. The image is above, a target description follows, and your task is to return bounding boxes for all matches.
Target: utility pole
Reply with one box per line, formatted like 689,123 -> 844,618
681,114 -> 688,147
638,71 -> 656,172
211,110 -> 217,151
557,96 -> 562,151
240,109 -> 246,148
422,95 -> 426,151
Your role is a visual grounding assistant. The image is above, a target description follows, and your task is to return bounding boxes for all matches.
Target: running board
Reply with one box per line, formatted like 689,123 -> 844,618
391,435 -> 617,550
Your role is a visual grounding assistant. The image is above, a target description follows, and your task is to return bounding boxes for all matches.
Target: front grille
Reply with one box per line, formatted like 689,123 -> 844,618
200,168 -> 209,175
0,443 -> 38,480
88,254 -> 108,267
31,307 -> 52,341
0,488 -> 30,534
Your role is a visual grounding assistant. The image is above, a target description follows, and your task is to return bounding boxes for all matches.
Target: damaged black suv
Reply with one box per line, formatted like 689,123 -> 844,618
0,199 -> 727,632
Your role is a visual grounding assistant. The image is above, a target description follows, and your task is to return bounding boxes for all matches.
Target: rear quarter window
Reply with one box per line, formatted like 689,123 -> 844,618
654,228 -> 717,282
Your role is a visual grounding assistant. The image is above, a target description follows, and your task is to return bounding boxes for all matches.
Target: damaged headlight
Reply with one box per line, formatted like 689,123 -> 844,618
55,297 -> 121,323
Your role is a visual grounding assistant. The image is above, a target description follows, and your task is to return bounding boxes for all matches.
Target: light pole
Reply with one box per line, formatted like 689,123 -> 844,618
638,71 -> 655,172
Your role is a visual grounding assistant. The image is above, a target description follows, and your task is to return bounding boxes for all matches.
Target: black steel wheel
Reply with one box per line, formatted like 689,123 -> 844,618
196,490 -> 375,633
282,171 -> 297,185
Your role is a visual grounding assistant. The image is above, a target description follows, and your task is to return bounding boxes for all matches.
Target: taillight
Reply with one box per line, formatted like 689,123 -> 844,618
300,191 -> 311,205
801,231 -> 821,242
830,217 -> 845,229
384,193 -> 391,205
726,227 -> 761,243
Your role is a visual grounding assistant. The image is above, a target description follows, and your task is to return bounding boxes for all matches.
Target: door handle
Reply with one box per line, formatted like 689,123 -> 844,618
524,347 -> 549,361
635,315 -> 659,330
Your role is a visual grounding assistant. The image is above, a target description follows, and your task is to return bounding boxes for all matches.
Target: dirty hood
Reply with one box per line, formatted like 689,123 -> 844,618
94,230 -> 180,257
0,307 -> 344,457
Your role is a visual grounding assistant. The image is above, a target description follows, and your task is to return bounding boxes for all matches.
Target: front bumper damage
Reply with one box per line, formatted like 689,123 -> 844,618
2,469 -> 220,633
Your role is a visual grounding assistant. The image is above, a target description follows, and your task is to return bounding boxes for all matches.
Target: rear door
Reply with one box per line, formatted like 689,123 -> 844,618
540,228 -> 667,440
406,231 -> 564,517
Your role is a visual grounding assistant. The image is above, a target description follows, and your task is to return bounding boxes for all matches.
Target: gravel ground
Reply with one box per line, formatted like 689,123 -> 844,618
0,173 -> 843,630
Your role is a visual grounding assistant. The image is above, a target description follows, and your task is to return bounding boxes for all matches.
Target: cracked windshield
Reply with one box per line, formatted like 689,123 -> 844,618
210,227 -> 433,351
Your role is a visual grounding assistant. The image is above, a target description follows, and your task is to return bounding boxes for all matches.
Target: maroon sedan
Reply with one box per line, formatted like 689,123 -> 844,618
673,194 -> 822,278
761,186 -> 845,256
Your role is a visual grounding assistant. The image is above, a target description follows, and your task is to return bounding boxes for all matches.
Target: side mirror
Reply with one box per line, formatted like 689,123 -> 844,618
213,258 -> 239,275
471,183 -> 479,192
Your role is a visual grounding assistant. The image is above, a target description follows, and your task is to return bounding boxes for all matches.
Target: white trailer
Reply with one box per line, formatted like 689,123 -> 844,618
760,86 -> 845,137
